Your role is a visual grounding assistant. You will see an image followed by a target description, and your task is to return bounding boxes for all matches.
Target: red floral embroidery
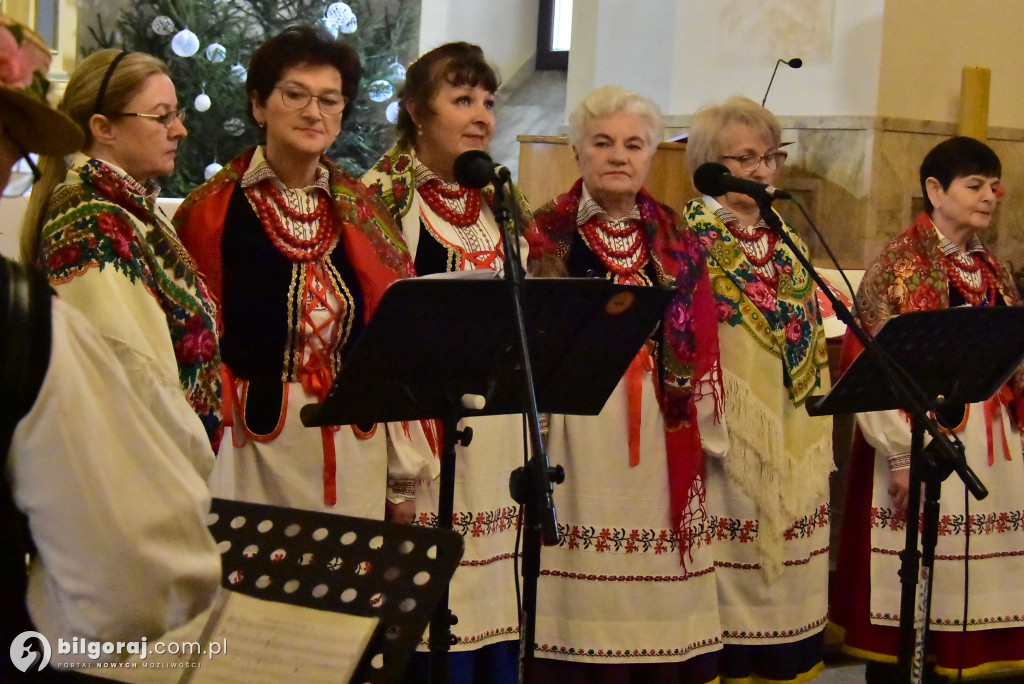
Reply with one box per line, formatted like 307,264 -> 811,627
744,279 -> 777,312
176,315 -> 217,364
47,244 -> 81,271
785,316 -> 803,343
96,212 -> 135,260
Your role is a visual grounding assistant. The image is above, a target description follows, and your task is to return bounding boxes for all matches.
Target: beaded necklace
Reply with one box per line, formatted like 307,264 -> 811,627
418,178 -> 482,227
578,216 -> 649,278
247,183 -> 339,262
943,251 -> 997,306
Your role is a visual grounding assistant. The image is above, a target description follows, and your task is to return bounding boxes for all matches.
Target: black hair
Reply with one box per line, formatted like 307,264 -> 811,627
920,136 -> 1001,212
245,25 -> 361,126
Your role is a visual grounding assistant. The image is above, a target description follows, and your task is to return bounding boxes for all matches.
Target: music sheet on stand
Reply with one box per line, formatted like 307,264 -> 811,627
90,588 -> 378,683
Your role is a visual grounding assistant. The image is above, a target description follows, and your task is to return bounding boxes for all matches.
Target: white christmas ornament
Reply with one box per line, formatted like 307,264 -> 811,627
230,63 -> 247,83
151,16 -> 176,36
194,92 -> 212,112
204,162 -> 223,180
338,14 -> 357,34
385,101 -> 400,124
384,61 -> 406,83
367,79 -> 393,103
325,3 -> 355,26
171,28 -> 200,57
205,42 -> 227,63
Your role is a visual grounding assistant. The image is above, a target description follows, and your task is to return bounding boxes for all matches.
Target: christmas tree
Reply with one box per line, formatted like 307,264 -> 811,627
85,0 -> 418,197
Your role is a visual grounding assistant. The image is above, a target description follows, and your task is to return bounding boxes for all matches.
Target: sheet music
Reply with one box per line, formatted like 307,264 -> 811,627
84,589 -> 378,683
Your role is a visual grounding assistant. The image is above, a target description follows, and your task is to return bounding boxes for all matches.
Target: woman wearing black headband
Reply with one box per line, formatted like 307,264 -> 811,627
20,49 -> 222,468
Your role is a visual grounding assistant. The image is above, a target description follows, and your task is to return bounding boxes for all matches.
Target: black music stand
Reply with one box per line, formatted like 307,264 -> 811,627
208,497 -> 464,684
807,305 -> 1024,683
301,275 -> 672,682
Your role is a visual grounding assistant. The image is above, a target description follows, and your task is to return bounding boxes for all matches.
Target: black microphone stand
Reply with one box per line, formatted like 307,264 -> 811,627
753,194 -> 986,684
487,176 -> 564,683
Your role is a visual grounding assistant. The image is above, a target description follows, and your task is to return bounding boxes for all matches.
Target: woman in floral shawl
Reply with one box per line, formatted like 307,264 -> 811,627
682,96 -> 833,683
174,26 -> 431,519
361,41 -> 531,684
831,136 -> 1024,682
525,85 -> 723,683
21,48 -> 221,473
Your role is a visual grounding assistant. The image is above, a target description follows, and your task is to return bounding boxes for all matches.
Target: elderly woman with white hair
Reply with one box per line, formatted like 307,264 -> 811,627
525,85 -> 724,682
681,96 -> 832,683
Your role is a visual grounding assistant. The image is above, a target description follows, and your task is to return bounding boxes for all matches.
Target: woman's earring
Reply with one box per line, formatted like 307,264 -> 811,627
257,120 -> 266,129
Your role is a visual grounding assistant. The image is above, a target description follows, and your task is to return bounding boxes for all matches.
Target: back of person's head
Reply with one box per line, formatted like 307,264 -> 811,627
687,95 -> 782,179
567,85 -> 664,152
245,25 -> 361,127
19,49 -> 168,265
920,136 -> 1001,212
397,42 -> 500,149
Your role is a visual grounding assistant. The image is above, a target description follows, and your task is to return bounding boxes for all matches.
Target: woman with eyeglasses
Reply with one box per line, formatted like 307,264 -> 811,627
174,26 -> 431,518
20,48 -> 222,468
681,96 -> 833,683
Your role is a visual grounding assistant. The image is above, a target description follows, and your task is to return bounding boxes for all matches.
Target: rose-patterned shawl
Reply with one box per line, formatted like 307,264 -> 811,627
361,142 -> 535,242
39,155 -> 222,450
848,210 -> 1024,422
526,179 -> 722,563
683,197 -> 832,577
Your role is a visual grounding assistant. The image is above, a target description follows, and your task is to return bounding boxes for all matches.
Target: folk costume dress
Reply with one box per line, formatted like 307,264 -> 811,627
175,147 -> 432,517
362,144 -> 532,676
830,212 -> 1024,678
37,153 -> 221,472
524,180 -> 724,682
683,197 -> 834,682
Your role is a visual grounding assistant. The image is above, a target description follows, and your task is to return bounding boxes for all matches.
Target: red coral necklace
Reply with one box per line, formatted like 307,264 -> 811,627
418,179 -> 482,227
248,184 -> 338,262
579,217 -> 648,277
945,252 -> 997,306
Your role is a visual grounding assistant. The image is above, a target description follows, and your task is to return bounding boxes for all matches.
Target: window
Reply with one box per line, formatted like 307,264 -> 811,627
536,0 -> 572,70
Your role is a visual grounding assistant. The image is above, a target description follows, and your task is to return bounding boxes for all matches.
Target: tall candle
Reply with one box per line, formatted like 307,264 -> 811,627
959,66 -> 990,141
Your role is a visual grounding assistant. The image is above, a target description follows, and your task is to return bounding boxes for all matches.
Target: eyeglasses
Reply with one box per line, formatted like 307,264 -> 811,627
111,109 -> 187,129
275,85 -> 347,115
720,151 -> 788,172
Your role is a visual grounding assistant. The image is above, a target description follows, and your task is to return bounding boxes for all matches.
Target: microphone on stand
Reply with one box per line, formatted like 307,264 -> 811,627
762,57 -> 803,106
453,150 -> 512,189
692,162 -> 792,202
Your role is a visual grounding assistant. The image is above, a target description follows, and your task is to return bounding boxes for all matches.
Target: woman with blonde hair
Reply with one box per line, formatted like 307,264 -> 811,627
682,96 -> 833,682
21,48 -> 221,470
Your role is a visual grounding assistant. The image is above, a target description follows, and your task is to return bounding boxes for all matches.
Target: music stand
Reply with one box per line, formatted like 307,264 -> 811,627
208,497 -> 465,684
807,305 -> 1024,682
301,275 -> 672,682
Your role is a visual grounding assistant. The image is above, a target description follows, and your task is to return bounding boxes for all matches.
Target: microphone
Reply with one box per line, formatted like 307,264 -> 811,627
762,57 -> 803,106
453,150 -> 512,189
692,162 -> 791,202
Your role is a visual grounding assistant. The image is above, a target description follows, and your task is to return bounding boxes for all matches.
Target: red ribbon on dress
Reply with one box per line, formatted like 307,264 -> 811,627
300,350 -> 338,506
463,249 -> 501,271
626,345 -> 654,467
984,385 -> 1014,466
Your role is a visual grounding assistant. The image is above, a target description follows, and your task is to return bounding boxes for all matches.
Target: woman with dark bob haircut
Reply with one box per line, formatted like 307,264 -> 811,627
832,136 -> 1024,682
175,25 -> 435,519
362,41 -> 534,684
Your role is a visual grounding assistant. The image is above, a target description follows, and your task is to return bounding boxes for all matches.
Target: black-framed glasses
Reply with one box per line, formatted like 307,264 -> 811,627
720,151 -> 788,172
275,85 -> 346,115
111,109 -> 187,129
